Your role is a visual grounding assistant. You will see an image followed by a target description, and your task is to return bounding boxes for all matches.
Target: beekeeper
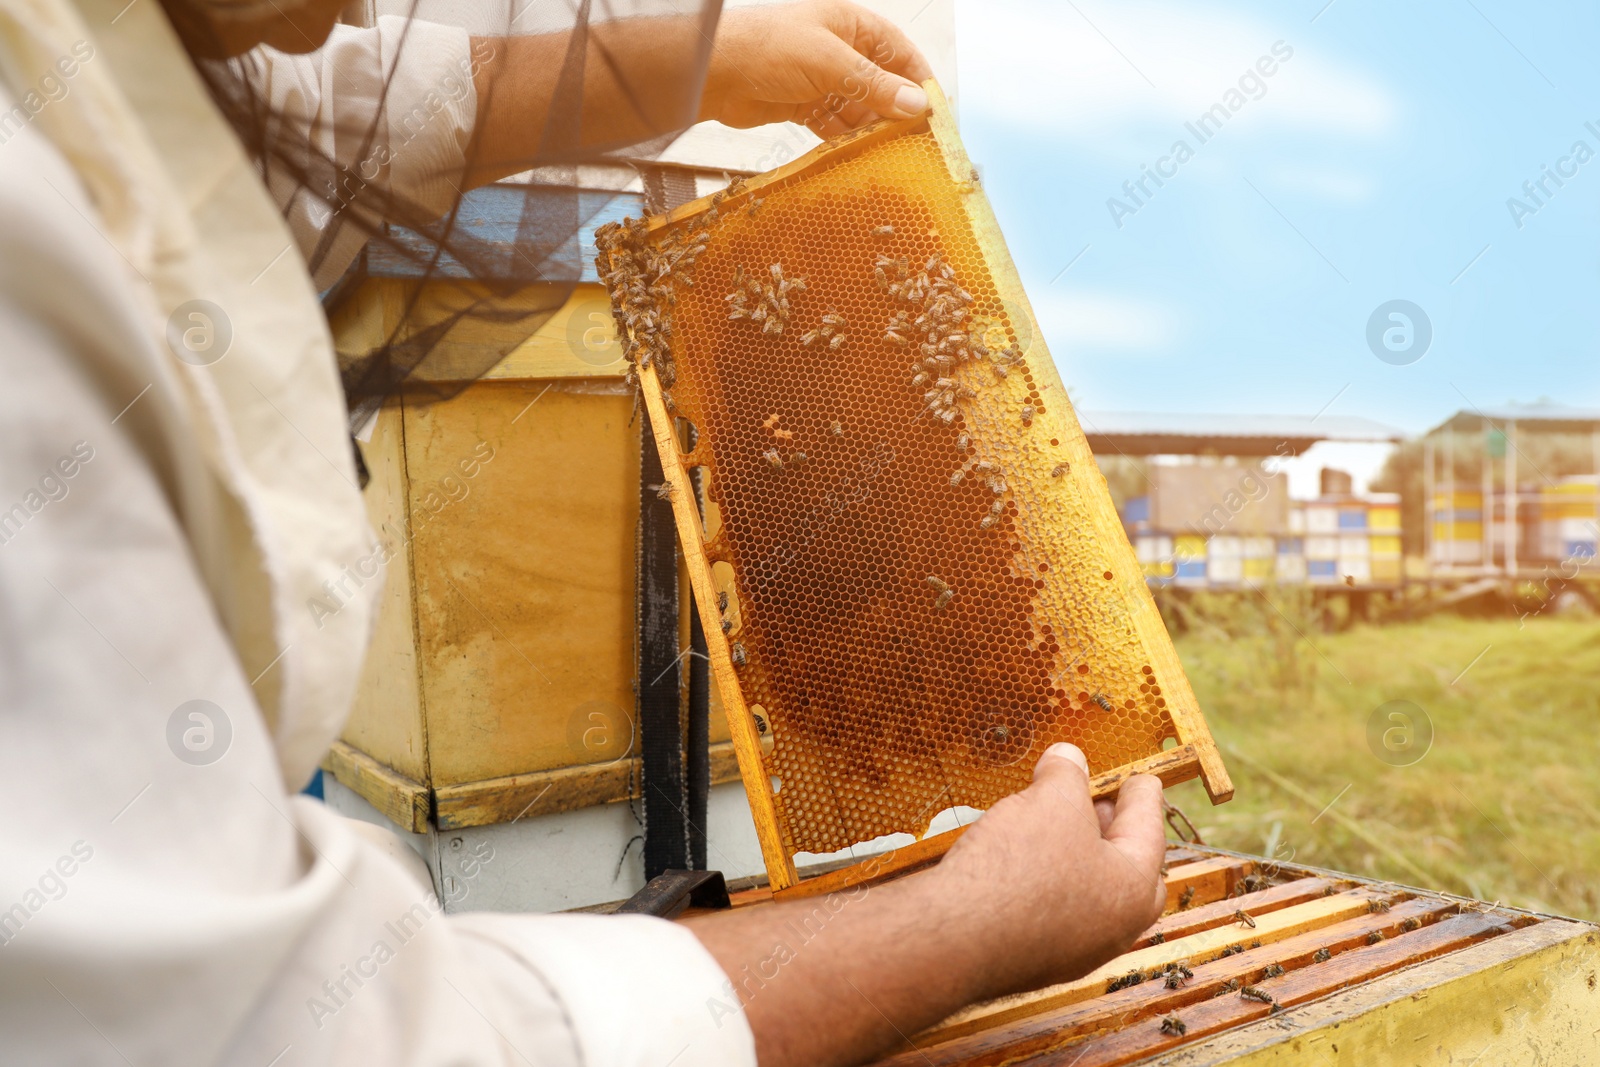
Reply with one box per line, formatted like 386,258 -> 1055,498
0,0 -> 1169,1064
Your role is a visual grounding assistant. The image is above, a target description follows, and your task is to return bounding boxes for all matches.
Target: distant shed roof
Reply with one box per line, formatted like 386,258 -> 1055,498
1078,411 -> 1405,457
1429,403 -> 1600,436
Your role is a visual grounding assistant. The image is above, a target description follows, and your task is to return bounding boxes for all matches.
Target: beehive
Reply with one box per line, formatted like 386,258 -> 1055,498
600,82 -> 1231,891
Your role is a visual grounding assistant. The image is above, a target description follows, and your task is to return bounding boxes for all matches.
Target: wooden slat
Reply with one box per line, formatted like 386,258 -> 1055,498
637,358 -> 798,889
923,887 -> 1401,1044
1169,919 -> 1598,1066
1161,844 -> 1208,866
1134,877 -> 1346,949
1162,856 -> 1255,913
775,827 -> 968,900
876,896 -> 1456,1066
322,740 -> 431,833
433,741 -> 740,829
1019,910 -> 1519,1066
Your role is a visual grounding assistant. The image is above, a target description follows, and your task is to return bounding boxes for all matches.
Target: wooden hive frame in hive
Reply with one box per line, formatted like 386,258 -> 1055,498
604,81 -> 1233,895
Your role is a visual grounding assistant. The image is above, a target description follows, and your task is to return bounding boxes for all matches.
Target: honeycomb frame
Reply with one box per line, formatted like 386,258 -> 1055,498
609,82 -> 1231,893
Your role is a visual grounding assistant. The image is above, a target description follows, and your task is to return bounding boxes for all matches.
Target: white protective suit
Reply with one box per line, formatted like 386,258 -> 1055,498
0,0 -> 756,1064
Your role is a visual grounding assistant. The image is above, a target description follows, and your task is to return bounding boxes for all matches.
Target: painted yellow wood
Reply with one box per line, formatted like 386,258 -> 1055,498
339,405 -> 430,782
638,359 -> 799,888
405,378 -> 640,785
434,741 -> 742,829
321,739 -> 431,833
1166,919 -> 1599,1066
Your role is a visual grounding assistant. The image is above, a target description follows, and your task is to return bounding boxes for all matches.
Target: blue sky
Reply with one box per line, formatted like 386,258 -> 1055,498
954,0 -> 1600,437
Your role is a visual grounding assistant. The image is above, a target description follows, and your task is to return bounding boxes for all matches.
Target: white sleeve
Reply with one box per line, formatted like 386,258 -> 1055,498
247,16 -> 479,288
0,86 -> 754,1067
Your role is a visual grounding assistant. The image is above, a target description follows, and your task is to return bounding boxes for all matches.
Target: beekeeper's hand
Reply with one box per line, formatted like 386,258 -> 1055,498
687,744 -> 1167,1067
700,0 -> 936,137
936,743 -> 1170,996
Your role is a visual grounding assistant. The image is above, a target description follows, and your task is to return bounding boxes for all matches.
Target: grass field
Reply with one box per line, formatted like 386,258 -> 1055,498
1160,596 -> 1600,922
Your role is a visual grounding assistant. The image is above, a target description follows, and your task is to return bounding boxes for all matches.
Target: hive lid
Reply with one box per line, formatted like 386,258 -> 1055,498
598,82 -> 1231,894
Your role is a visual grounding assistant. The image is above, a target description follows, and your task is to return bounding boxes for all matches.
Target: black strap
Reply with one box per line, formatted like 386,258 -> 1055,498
638,424 -> 688,878
615,869 -> 730,918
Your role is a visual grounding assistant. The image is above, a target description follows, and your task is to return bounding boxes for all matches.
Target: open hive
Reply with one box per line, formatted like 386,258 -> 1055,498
598,82 -> 1231,892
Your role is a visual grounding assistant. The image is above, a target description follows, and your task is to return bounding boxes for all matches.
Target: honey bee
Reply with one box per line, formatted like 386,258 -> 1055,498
1021,405 -> 1035,425
801,329 -> 820,346
1178,885 -> 1196,909
1089,692 -> 1114,713
1105,970 -> 1145,993
717,591 -> 729,613
789,452 -> 807,466
875,267 -> 889,290
988,499 -> 1005,517
1366,931 -> 1385,945
1159,1015 -> 1187,1037
1234,909 -> 1257,929
830,421 -> 844,436
728,307 -> 749,320
988,476 -> 1007,495
974,461 -> 994,473
1400,917 -> 1420,932
926,576 -> 950,593
872,224 -> 894,236
1218,945 -> 1244,959
1262,962 -> 1285,978
884,330 -> 907,346
956,433 -> 970,452
934,589 -> 954,610
949,468 -> 966,486
721,619 -> 732,634
647,481 -> 674,500
1149,931 -> 1165,945
1239,986 -> 1275,1006
979,514 -> 998,530
991,724 -> 1010,742
912,371 -> 930,387
769,263 -> 783,283
1051,463 -> 1070,478
747,197 -> 763,216
829,333 -> 848,351
1367,899 -> 1391,914
763,448 -> 783,468
993,364 -> 1009,380
731,642 -> 747,666
1313,948 -> 1331,963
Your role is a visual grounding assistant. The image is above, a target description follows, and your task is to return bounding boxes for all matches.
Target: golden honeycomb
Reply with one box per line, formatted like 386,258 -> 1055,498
601,101 -> 1218,859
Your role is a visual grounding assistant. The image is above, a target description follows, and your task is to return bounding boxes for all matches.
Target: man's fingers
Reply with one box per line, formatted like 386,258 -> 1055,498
809,31 -> 927,121
1103,775 -> 1169,881
827,0 -> 936,83
1094,798 -> 1116,836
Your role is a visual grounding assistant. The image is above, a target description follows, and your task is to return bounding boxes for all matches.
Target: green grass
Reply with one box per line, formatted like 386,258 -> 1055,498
1161,598 -> 1600,922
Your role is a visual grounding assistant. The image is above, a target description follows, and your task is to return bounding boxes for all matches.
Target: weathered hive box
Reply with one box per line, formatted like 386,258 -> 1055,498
324,277 -> 741,835
693,842 -> 1599,1066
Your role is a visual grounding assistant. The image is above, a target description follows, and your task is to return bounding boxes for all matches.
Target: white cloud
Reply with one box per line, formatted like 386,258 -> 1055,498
957,0 -> 1398,141
1031,290 -> 1178,353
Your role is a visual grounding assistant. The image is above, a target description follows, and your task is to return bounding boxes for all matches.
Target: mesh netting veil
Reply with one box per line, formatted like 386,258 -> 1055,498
171,0 -> 722,430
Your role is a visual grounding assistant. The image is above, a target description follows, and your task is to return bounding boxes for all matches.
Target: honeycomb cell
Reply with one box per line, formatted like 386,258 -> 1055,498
600,126 -> 1185,856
